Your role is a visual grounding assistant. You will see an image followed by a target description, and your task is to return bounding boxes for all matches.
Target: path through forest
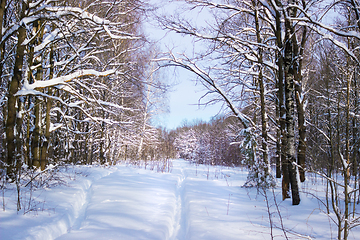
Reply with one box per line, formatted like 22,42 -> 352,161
1,159 -> 351,240
54,160 -> 263,240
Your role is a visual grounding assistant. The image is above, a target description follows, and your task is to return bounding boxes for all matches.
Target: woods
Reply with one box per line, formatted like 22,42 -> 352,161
0,0 -> 169,179
0,0 -> 359,239
155,0 -> 360,238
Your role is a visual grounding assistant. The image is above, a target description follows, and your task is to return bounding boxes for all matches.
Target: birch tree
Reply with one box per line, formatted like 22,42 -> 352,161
1,0 -> 165,178
157,0 -> 306,196
301,0 -> 360,237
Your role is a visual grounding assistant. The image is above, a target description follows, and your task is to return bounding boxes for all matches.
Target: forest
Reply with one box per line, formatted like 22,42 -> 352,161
0,0 -> 359,239
0,0 -> 174,174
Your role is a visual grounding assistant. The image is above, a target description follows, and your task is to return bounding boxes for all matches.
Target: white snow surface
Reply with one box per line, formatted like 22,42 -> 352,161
1,159 -> 359,240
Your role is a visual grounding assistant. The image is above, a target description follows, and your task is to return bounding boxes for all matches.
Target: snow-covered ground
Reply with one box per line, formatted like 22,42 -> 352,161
1,159 -> 359,240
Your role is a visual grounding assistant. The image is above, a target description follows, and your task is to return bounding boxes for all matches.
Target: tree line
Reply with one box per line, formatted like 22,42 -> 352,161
0,0 -> 170,181
156,0 -> 359,238
172,117 -> 242,166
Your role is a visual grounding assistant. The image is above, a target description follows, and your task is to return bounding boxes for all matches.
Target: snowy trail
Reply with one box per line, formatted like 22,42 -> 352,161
55,167 -> 179,240
70,178 -> 94,232
52,160 -> 253,240
2,159 -> 358,240
169,162 -> 187,240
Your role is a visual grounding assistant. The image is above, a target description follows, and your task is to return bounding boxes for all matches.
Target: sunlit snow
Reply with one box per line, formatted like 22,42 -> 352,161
1,159 -> 359,240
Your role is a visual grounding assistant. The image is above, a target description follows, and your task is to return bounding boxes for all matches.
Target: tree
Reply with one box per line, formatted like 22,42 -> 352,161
1,0 -> 167,178
157,0 -> 308,198
5,0 -> 27,178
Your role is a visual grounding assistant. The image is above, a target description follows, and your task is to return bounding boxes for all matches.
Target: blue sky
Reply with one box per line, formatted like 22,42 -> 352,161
160,68 -> 223,129
146,1 -> 223,129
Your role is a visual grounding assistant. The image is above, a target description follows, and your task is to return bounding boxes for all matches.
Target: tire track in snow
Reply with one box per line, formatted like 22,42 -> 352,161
69,180 -> 93,231
52,170 -> 113,239
170,165 -> 188,240
57,166 -> 180,240
69,170 -> 115,232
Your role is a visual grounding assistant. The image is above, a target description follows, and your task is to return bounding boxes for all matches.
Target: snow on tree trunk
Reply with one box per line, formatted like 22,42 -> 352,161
284,0 -> 300,205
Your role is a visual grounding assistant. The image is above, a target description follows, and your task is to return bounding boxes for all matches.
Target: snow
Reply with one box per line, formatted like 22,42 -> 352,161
1,159 -> 359,240
49,123 -> 63,133
15,69 -> 115,96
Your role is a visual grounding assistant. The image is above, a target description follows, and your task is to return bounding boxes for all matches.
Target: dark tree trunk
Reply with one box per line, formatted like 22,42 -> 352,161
5,1 -> 27,177
283,0 -> 301,205
32,20 -> 44,169
271,0 -> 290,196
40,28 -> 55,169
0,0 -> 6,168
0,0 -> 6,82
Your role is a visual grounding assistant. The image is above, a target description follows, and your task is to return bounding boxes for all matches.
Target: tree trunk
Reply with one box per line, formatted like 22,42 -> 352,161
325,66 -> 335,214
284,63 -> 301,205
352,68 -> 358,214
254,2 -> 269,181
54,90 -> 61,163
32,20 -> 44,169
32,99 -> 41,168
275,99 -> 281,178
40,41 -> 54,169
0,0 -> 6,90
343,62 -> 352,240
284,0 -> 300,205
296,88 -> 306,182
86,123 -> 93,165
5,1 -> 27,178
100,121 -> 105,164
25,20 -> 36,167
0,1 -> 5,167
271,0 -> 290,197
15,96 -> 24,168
294,21 -> 308,183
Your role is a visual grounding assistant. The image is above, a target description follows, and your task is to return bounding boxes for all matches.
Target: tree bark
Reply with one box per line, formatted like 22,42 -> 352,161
284,0 -> 300,205
32,97 -> 41,168
5,1 -> 27,177
32,20 -> 44,169
296,83 -> 306,182
0,0 -> 6,85
254,1 -> 269,181
40,43 -> 54,170
0,0 -> 6,82
270,0 -> 290,197
0,0 -> 6,168
293,17 -> 308,182
343,58 -> 352,240
352,68 -> 358,213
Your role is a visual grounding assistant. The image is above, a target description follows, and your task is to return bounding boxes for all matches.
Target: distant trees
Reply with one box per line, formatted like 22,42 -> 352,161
305,3 -> 360,237
173,117 -> 242,166
157,0 -> 359,213
158,0 -> 302,201
0,0 -> 168,181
